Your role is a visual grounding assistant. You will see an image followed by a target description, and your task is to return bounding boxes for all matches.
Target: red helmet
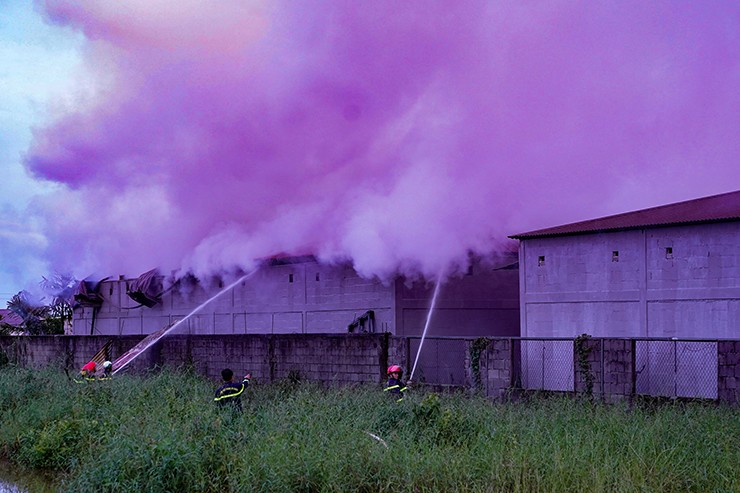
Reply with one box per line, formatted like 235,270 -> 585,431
387,365 -> 402,375
81,361 -> 97,372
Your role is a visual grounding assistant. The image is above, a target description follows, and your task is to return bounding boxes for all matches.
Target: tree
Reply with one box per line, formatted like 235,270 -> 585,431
0,313 -> 15,335
5,273 -> 77,335
6,291 -> 51,335
40,273 -> 76,333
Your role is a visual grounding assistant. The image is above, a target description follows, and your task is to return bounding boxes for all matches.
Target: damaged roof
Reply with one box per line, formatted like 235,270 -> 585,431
510,189 -> 740,239
0,309 -> 23,327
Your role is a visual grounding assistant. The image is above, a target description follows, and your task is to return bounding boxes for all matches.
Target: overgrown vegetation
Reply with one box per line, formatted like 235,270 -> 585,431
0,366 -> 737,492
574,333 -> 595,396
469,337 -> 492,392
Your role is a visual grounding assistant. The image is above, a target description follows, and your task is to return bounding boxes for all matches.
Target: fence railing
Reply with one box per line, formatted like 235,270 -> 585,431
406,336 -> 738,402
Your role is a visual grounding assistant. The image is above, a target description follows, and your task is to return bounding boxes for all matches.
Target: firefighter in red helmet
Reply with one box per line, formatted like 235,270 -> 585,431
384,365 -> 410,402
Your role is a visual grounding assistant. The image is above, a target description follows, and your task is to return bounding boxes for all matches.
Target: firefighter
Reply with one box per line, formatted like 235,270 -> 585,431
214,368 -> 251,412
99,360 -> 113,380
384,365 -> 410,402
75,361 -> 98,383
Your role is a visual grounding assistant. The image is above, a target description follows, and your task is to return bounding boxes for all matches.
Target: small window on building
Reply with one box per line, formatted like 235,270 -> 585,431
315,273 -> 320,281
538,255 -> 545,267
289,273 -> 294,283
665,247 -> 673,259
612,250 -> 619,262
109,287 -> 113,296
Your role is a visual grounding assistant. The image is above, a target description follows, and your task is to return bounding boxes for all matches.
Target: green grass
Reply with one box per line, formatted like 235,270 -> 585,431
0,365 -> 737,492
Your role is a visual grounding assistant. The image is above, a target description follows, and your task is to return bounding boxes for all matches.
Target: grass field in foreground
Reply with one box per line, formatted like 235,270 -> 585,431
0,366 -> 737,492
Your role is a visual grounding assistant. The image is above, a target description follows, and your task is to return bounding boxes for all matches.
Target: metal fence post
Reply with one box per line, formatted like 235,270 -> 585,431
600,338 -> 605,399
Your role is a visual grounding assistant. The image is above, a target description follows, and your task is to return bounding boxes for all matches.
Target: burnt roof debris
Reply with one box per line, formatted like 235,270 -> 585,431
510,189 -> 740,239
262,254 -> 317,266
348,310 -> 375,333
126,269 -> 163,308
73,277 -> 108,308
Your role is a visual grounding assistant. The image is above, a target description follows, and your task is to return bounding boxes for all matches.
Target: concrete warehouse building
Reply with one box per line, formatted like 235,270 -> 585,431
509,189 -> 740,397
71,253 -> 520,339
71,253 -> 519,385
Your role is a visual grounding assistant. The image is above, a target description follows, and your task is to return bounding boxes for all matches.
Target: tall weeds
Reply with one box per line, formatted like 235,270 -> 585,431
0,366 -> 737,492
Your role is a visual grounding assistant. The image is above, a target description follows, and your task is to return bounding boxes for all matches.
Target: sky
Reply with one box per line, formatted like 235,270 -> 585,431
1,0 -> 739,306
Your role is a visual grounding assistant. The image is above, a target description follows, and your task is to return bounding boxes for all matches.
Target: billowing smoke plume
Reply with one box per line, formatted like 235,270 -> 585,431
26,1 -> 740,281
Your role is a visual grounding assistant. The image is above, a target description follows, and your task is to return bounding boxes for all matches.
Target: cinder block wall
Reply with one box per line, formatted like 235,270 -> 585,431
718,341 -> 740,403
477,338 -> 514,399
2,335 -> 737,404
0,334 -> 392,386
0,335 -> 148,374
573,338 -> 634,401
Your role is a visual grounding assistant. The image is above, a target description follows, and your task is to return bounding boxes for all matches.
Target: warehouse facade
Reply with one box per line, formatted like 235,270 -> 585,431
509,189 -> 740,397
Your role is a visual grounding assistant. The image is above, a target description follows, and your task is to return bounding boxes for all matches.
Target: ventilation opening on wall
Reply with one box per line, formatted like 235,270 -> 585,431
538,255 -> 545,266
665,247 -> 673,259
289,274 -> 294,283
612,250 -> 619,262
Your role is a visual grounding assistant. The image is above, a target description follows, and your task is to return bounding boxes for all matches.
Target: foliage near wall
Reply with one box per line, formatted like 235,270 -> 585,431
0,367 -> 737,492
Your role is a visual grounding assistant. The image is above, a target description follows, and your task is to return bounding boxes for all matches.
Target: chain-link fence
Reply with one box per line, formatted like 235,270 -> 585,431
517,339 -> 574,392
635,339 -> 718,399
407,337 -> 468,386
407,336 -> 733,400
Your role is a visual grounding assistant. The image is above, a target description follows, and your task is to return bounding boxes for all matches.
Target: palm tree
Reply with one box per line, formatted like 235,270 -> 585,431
6,273 -> 77,335
6,291 -> 50,335
40,273 -> 76,333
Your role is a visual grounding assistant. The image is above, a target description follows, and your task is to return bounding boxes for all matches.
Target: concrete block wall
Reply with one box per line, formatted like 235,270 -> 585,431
573,337 -> 601,395
0,334 -> 390,386
574,338 -> 634,401
155,335 -> 272,383
601,339 -> 634,399
113,333 -> 390,385
477,338 -> 514,399
269,334 -> 385,384
386,335 -> 409,377
718,341 -> 740,404
2,335 -> 737,404
0,335 -> 147,374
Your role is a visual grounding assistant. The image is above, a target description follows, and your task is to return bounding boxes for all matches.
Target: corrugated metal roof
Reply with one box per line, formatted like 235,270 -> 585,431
0,309 -> 23,327
510,189 -> 740,239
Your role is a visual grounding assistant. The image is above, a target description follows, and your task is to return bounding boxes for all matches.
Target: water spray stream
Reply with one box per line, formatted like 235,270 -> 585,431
112,270 -> 257,375
409,272 -> 443,382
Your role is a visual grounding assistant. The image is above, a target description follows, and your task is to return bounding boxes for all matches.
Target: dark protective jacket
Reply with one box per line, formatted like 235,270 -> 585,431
214,376 -> 250,411
384,377 -> 408,402
74,372 -> 97,384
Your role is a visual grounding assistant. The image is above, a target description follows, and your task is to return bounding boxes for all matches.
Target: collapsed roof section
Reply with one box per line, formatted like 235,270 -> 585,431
73,277 -> 108,308
126,269 -> 163,308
